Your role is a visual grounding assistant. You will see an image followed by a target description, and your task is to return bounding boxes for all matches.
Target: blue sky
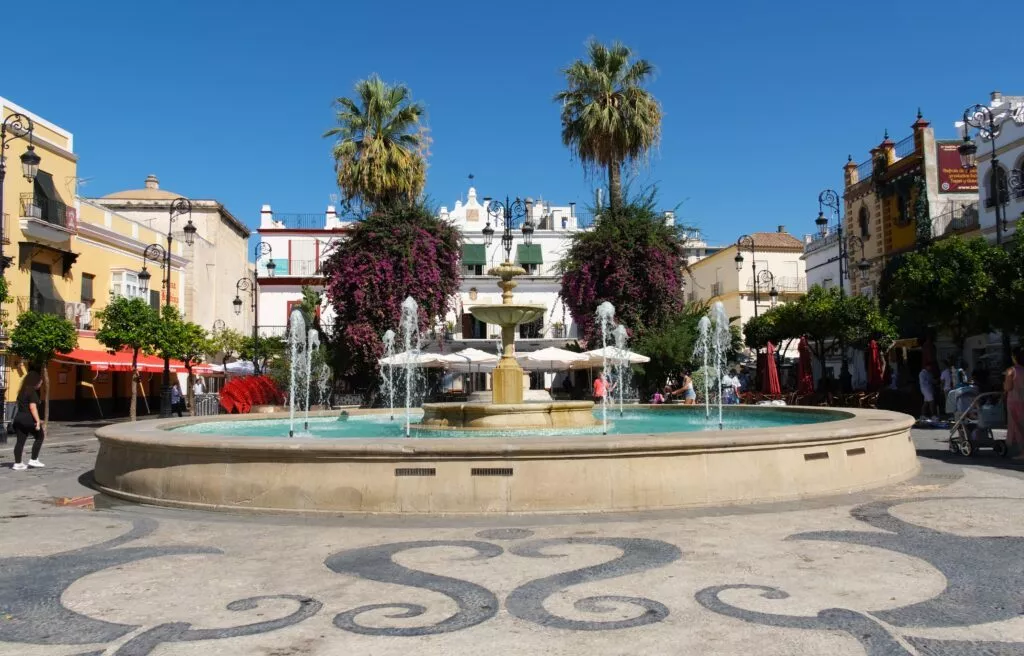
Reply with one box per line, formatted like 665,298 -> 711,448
5,0 -> 1019,250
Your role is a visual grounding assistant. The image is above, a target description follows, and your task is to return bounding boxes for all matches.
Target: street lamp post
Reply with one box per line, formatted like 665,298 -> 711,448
958,104 -> 1011,245
733,235 -> 759,316
815,189 -> 870,393
755,269 -> 779,308
234,242 -> 274,375
0,113 -> 41,438
138,198 -> 197,418
481,196 -> 535,262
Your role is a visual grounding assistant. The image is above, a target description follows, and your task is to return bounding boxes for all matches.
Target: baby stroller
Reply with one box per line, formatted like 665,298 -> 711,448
947,388 -> 1008,457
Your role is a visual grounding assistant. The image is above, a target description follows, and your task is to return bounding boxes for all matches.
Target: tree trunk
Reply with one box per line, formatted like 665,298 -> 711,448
607,162 -> 622,212
186,367 -> 195,416
42,364 -> 50,432
130,350 -> 139,422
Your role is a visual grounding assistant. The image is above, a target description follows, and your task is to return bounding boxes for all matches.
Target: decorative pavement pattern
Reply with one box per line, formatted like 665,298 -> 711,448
1,426 -> 1023,655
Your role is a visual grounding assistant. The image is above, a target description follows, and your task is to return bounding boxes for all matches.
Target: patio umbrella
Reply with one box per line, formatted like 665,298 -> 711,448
441,347 -> 499,371
763,341 -> 781,395
579,346 -> 651,368
867,339 -> 884,391
378,350 -> 446,368
797,336 -> 815,395
517,346 -> 589,371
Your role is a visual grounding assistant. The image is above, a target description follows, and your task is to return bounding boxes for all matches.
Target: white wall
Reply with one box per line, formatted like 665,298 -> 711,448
963,95 -> 1024,243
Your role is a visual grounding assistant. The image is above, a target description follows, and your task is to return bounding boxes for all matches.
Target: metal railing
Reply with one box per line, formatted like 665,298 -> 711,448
13,296 -> 97,329
265,213 -> 332,230
745,275 -> 807,293
257,323 -> 334,339
258,259 -> 324,276
192,393 -> 221,416
711,281 -> 723,297
1,213 -> 9,244
932,203 -> 980,237
855,158 -> 873,182
20,193 -> 75,231
894,134 -> 916,159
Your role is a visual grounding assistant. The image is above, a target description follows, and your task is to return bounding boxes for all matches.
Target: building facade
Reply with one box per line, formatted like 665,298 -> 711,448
842,110 -> 979,297
90,175 -> 251,333
1,97 -> 194,420
687,228 -> 807,353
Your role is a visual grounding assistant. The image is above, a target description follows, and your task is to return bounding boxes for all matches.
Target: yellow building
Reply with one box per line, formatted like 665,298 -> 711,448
841,110 -> 979,296
1,96 -> 194,420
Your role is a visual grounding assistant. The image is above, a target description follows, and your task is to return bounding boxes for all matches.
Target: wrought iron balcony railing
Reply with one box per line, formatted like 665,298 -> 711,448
932,203 -> 980,237
20,193 -> 76,231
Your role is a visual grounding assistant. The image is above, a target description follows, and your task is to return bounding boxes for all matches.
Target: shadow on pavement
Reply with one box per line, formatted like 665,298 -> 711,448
917,447 -> 1024,475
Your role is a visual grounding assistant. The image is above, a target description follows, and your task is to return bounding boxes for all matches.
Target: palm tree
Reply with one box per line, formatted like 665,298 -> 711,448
324,75 -> 429,211
555,40 -> 662,212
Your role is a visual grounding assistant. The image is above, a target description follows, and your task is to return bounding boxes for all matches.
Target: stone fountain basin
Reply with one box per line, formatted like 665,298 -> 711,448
419,401 -> 599,430
469,304 -> 546,326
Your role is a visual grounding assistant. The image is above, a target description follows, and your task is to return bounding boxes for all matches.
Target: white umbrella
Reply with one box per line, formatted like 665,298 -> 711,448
378,350 -> 446,367
441,347 -> 499,371
516,346 -> 589,371
578,346 -> 651,368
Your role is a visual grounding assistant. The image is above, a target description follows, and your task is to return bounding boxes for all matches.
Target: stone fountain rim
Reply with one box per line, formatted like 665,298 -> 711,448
95,405 -> 910,458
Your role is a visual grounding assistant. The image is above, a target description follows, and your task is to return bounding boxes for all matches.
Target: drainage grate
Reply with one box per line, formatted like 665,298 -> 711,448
471,467 -> 513,477
803,451 -> 829,461
394,468 -> 436,477
846,447 -> 867,456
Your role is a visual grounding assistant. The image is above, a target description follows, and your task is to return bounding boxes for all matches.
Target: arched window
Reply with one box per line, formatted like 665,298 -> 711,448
984,165 -> 1010,208
858,206 -> 870,238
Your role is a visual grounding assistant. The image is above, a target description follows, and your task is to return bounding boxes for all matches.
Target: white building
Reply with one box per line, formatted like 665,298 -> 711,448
801,230 -> 842,291
956,90 -> 1024,245
91,175 -> 251,333
688,227 -> 808,355
252,205 -> 350,338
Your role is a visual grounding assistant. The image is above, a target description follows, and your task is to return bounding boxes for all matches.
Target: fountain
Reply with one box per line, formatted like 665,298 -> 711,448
400,296 -> 422,437
611,323 -> 630,417
695,316 -> 712,419
302,329 -> 320,432
711,302 -> 731,430
381,329 -> 396,420
317,362 -> 331,410
596,302 -> 615,433
418,260 -> 598,429
287,309 -> 306,438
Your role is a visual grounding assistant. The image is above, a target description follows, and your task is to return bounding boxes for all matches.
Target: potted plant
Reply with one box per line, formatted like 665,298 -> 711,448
551,321 -> 565,338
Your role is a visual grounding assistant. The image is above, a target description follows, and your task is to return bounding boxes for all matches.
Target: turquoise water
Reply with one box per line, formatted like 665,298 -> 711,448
171,407 -> 843,439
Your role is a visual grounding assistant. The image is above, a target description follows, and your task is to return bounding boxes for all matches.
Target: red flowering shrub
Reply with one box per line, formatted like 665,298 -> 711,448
219,375 -> 285,414
559,194 -> 687,344
321,203 -> 461,389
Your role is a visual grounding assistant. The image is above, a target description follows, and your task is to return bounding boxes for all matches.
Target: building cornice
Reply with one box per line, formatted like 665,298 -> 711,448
76,222 -> 189,268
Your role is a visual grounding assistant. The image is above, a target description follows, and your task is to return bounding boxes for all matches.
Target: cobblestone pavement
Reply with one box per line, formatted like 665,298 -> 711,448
1,423 -> 1022,655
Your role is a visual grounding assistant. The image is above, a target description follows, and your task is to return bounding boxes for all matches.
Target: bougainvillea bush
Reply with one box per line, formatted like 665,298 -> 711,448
558,191 -> 687,345
321,202 -> 461,392
219,375 -> 285,414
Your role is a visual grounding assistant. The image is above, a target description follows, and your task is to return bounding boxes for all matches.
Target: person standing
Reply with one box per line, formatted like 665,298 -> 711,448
919,365 -> 937,422
193,378 -> 205,397
11,371 -> 45,471
170,382 -> 184,418
1003,346 -> 1024,460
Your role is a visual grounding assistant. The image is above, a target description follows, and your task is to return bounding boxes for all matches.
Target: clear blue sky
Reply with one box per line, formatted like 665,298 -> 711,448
4,0 -> 1019,251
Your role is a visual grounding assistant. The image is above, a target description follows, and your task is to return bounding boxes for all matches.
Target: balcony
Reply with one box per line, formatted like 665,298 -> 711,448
19,193 -> 77,243
932,203 -> 980,237
893,134 -> 916,160
711,281 -> 723,297
257,259 -> 324,277
745,275 -> 807,293
1,213 -> 9,245
14,296 -> 96,330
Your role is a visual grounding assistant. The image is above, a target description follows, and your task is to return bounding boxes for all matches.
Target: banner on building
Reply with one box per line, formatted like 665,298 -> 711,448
936,142 -> 978,193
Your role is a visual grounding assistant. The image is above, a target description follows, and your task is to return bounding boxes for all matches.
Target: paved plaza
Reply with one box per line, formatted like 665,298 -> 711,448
1,424 -> 1023,655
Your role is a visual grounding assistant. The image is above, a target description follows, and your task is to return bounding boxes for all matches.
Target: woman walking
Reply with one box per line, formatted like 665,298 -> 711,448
1004,346 -> 1024,460
11,371 -> 45,471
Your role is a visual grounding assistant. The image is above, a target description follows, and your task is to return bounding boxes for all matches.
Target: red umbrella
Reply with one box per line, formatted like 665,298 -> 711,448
763,341 -> 782,395
867,340 -> 884,391
797,336 -> 815,395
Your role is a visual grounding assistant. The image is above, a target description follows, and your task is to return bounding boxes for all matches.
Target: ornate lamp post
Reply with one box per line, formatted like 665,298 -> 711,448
958,104 -> 1011,245
138,198 -> 197,418
481,196 -> 534,262
755,269 -> 779,308
233,242 -> 274,374
733,235 -> 760,316
0,113 -> 41,435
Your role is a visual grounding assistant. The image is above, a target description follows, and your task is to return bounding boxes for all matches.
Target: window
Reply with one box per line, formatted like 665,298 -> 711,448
111,271 -> 143,299
149,290 -> 161,310
81,273 -> 95,302
858,206 -> 870,238
522,263 -> 539,275
519,317 -> 543,339
462,313 -> 487,339
463,264 -> 483,276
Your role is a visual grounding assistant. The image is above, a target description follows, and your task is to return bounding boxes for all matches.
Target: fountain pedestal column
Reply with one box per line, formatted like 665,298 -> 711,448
492,322 -> 524,404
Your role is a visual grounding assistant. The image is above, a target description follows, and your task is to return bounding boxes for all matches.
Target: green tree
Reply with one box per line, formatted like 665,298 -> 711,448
914,175 -> 932,248
240,335 -> 286,374
323,75 -> 428,212
9,311 -> 78,428
558,190 -> 687,343
96,297 -> 159,421
881,236 -> 995,351
988,217 -> 1024,337
555,39 -> 662,211
154,307 -> 211,415
208,327 -> 245,368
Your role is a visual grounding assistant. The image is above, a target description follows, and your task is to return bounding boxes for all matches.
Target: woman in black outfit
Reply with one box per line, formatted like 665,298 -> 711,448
11,371 -> 44,471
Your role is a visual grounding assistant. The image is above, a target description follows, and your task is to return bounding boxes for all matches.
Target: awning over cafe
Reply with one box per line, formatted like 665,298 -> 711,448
516,244 -> 543,265
462,244 -> 487,266
54,348 -> 213,374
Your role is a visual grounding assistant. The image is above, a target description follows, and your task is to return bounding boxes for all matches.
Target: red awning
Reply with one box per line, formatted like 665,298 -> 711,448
55,348 -> 213,374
